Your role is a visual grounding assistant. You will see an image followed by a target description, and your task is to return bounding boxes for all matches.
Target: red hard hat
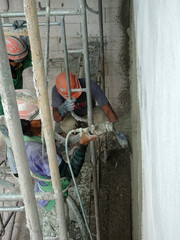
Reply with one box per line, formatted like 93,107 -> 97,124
16,89 -> 40,121
5,36 -> 28,62
56,72 -> 82,99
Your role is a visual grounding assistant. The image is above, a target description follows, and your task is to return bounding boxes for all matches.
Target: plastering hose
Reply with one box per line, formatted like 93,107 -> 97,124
65,129 -> 93,240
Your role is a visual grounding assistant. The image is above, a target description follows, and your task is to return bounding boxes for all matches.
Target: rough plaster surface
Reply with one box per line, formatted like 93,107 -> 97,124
132,0 -> 180,239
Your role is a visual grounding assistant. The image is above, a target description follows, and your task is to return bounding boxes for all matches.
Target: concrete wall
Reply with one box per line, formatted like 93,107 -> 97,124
131,0 -> 180,239
1,0 -> 130,117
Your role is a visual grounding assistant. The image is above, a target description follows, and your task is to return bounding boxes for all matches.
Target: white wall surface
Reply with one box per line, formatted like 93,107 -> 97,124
132,0 -> 180,239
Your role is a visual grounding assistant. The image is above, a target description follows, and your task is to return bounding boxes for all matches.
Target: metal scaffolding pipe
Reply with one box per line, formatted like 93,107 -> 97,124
80,0 -> 101,239
98,0 -> 105,92
79,0 -> 93,125
0,206 -> 25,212
0,9 -> 81,18
3,22 -> 60,27
0,179 -> 16,189
60,16 -> 71,99
0,192 -> 55,201
68,49 -> 84,54
60,16 -> 87,123
44,0 -> 50,81
0,18 -> 43,240
71,88 -> 86,92
24,1 -> 68,240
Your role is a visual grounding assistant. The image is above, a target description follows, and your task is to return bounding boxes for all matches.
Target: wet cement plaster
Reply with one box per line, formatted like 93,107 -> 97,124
89,133 -> 132,240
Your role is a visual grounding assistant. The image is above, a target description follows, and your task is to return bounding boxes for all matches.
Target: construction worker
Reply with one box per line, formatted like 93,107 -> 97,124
16,89 -> 97,238
0,36 -> 32,115
52,72 -> 118,134
0,36 -> 32,176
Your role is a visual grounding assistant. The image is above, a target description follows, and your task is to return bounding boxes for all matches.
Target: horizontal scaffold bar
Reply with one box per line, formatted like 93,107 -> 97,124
0,192 -> 55,201
0,9 -> 81,18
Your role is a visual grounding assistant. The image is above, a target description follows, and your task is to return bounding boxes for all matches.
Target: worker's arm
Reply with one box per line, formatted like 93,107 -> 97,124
53,107 -> 64,122
102,103 -> 118,122
59,133 -> 97,178
90,81 -> 118,122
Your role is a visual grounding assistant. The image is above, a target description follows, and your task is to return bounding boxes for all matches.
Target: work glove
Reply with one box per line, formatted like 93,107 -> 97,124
57,98 -> 76,117
13,20 -> 27,30
13,20 -> 31,50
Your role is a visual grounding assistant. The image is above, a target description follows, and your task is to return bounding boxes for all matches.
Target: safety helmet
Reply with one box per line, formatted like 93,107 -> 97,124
56,72 -> 82,99
5,36 -> 28,62
15,89 -> 40,121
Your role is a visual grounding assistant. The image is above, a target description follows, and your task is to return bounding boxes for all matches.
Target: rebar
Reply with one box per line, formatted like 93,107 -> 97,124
85,0 -> 98,14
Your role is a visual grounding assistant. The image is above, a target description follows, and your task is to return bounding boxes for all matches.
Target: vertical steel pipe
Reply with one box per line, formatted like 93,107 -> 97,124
60,16 -> 71,99
79,0 -> 93,125
80,0 -> 101,239
98,0 -> 105,92
61,16 -> 85,122
24,1 -> 68,240
0,18 -> 43,240
44,0 -> 50,81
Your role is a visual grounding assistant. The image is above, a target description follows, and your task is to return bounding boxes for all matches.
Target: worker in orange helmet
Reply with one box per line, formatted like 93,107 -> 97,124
15,89 -> 97,238
52,72 -> 118,134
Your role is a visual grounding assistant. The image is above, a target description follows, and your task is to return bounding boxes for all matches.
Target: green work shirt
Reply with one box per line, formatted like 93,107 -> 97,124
0,52 -> 32,116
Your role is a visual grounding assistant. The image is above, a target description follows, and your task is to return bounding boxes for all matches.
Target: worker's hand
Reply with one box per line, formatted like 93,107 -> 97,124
57,98 -> 76,117
13,20 -> 27,30
79,132 -> 97,146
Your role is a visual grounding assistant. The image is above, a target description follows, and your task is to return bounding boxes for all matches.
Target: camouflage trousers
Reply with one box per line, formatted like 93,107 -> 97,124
43,206 -> 59,238
37,203 -> 68,239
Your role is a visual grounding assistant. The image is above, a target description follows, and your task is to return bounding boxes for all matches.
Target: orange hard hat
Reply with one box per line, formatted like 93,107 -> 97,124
56,72 -> 82,99
16,89 -> 40,121
5,36 -> 28,62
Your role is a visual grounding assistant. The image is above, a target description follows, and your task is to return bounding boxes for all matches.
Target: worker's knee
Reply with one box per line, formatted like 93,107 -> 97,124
60,113 -> 78,134
93,106 -> 108,124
